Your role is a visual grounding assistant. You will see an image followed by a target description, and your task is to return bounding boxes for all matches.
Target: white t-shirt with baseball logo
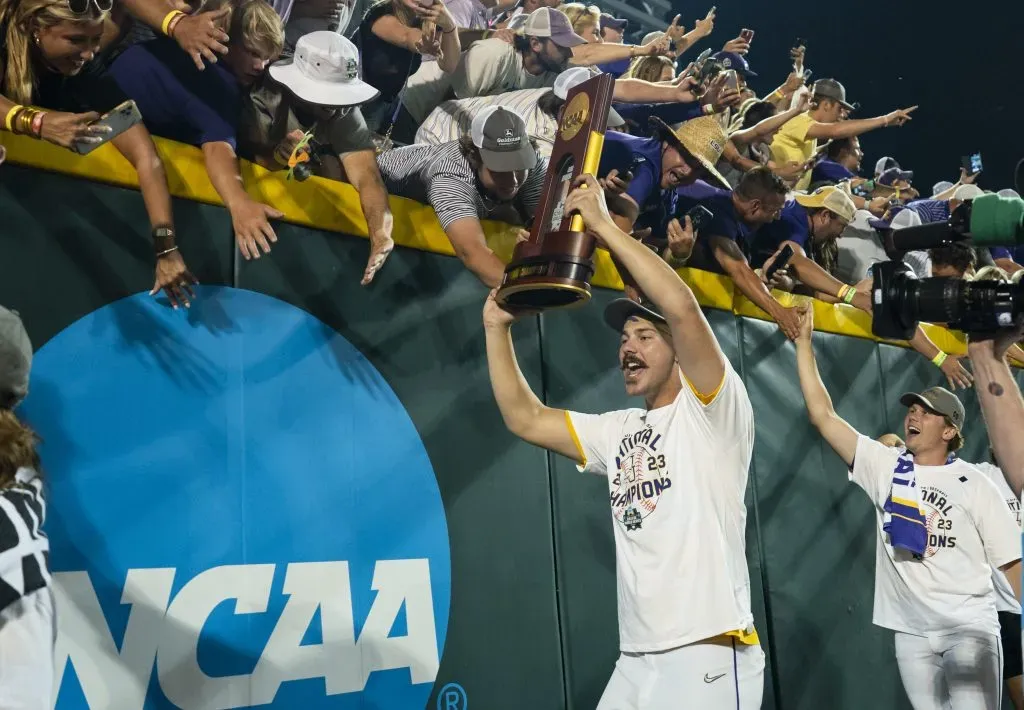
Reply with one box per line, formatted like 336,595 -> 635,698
851,437 -> 1021,637
973,461 -> 1022,615
567,365 -> 756,653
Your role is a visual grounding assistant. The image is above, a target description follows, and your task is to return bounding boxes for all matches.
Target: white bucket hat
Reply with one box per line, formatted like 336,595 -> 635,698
269,31 -> 379,107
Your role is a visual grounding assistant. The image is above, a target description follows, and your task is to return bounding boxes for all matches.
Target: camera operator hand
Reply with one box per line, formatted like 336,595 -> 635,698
883,106 -> 918,127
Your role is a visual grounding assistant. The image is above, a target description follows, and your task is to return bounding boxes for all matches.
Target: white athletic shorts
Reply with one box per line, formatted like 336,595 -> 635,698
0,587 -> 56,710
895,629 -> 1002,710
597,636 -> 765,709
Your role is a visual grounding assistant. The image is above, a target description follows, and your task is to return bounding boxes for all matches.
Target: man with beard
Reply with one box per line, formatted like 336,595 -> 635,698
792,305 -> 1020,710
483,175 -> 765,708
376,106 -> 546,287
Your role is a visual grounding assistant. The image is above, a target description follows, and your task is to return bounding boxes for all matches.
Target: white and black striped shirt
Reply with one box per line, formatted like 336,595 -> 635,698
376,141 -> 548,230
0,468 -> 49,612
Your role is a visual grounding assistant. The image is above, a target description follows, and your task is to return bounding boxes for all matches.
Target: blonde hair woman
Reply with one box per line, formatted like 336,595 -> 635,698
623,55 -> 675,83
558,3 -> 601,43
0,0 -> 198,309
0,409 -> 51,710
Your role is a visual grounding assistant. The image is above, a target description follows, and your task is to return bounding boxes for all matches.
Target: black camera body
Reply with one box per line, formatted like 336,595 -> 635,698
871,261 -> 1022,340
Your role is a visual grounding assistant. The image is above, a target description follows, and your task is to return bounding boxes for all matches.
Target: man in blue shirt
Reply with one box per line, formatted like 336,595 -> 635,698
596,115 -> 730,234
110,0 -> 286,262
749,186 -> 873,314
811,136 -> 861,185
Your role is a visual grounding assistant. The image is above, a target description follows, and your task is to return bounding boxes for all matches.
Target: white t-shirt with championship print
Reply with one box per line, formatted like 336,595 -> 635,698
851,437 -> 1021,637
567,365 -> 756,653
973,461 -> 1022,614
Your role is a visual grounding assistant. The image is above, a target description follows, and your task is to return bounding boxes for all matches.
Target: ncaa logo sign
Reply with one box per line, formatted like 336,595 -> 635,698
22,287 -> 451,709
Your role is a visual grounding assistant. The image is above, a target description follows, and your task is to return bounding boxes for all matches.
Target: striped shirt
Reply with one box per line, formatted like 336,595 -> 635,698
376,141 -> 548,230
0,468 -> 49,613
416,88 -> 558,160
904,199 -> 950,225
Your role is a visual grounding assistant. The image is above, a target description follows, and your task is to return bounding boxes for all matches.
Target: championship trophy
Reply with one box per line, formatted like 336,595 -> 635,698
495,73 -> 615,310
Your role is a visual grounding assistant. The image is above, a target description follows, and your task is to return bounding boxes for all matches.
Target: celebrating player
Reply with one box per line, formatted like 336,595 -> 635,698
483,175 -> 764,708
792,304 -> 1021,710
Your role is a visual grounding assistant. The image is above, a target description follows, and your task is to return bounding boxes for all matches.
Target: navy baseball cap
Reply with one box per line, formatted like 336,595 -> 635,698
713,51 -> 757,77
600,13 -> 628,32
878,167 -> 914,187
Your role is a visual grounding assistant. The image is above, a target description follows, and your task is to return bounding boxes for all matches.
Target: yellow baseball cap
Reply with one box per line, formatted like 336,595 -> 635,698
794,186 -> 856,223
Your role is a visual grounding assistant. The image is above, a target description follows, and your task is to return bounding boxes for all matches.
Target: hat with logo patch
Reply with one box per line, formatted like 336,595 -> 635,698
269,32 -> 379,107
603,297 -> 667,333
648,115 -> 730,188
471,106 -> 538,173
877,167 -> 914,187
522,7 -> 587,48
812,78 -> 856,110
553,68 -> 625,127
900,386 -> 966,432
712,51 -> 757,77
794,185 -> 856,223
0,305 -> 31,409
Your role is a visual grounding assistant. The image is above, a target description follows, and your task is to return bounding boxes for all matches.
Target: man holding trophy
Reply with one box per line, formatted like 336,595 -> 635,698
483,74 -> 765,708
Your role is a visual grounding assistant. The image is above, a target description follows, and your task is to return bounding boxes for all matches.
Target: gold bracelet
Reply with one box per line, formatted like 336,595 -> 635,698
4,104 -> 23,132
17,108 -> 36,136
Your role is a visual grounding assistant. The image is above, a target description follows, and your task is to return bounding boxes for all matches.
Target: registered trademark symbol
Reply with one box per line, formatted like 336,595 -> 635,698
437,682 -> 467,710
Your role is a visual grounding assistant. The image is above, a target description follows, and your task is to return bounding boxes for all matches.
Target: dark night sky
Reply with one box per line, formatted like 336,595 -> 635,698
655,1 -> 1024,192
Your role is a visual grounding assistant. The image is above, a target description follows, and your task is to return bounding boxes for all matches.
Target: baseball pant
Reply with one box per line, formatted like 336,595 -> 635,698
597,637 -> 765,709
895,629 -> 1002,710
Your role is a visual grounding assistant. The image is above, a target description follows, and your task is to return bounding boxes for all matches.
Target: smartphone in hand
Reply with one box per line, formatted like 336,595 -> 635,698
685,205 -> 714,232
71,100 -> 143,156
740,28 -> 754,42
961,152 -> 983,176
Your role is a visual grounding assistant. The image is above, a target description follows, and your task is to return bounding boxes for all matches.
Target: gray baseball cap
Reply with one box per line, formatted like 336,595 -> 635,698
470,106 -> 538,173
812,78 -> 856,110
604,298 -> 666,333
899,386 -> 966,431
0,305 -> 31,409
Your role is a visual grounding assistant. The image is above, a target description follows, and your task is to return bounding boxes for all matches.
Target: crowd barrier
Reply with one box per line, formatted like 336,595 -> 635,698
1,134 -> 1021,709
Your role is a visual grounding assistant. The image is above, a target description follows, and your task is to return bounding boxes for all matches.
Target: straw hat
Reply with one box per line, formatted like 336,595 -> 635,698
649,115 -> 730,188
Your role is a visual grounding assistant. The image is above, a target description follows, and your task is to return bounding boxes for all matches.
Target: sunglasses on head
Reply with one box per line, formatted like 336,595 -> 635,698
66,0 -> 114,15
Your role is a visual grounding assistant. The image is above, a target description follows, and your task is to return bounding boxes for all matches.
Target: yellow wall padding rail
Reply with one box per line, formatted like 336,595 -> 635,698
0,132 -> 1010,363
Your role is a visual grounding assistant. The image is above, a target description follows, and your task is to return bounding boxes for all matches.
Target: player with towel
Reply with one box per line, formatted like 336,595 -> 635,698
483,175 -> 764,708
792,304 -> 1021,710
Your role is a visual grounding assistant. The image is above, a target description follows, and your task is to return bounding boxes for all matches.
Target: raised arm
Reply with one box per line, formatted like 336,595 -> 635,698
564,175 -> 724,395
805,106 -> 917,140
569,36 -> 671,67
731,102 -> 806,147
793,304 -> 860,465
969,334 -> 1024,496
710,236 -> 802,341
482,291 -> 581,461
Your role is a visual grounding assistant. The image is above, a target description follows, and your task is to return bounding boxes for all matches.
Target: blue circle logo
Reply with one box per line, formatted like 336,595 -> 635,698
22,287 -> 451,709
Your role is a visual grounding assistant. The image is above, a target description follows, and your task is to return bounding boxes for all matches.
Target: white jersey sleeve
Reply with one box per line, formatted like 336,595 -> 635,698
566,410 -> 626,477
850,435 -> 900,508
971,468 -> 1023,570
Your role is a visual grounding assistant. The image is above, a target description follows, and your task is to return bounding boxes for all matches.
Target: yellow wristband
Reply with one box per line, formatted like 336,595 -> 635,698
932,352 -> 948,368
161,10 -> 185,35
843,286 -> 857,304
4,104 -> 23,132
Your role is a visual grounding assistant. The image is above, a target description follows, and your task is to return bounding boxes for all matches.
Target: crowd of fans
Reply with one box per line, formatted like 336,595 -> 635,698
0,0 -> 1022,381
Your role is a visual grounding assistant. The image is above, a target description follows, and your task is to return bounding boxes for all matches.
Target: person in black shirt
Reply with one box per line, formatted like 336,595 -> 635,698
0,0 -> 197,308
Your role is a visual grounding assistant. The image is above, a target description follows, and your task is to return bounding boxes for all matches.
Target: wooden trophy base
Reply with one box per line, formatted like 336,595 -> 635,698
496,230 -> 596,310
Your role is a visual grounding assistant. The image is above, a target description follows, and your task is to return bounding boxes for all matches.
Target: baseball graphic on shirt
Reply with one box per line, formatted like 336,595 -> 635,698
609,434 -> 672,531
924,510 -> 941,558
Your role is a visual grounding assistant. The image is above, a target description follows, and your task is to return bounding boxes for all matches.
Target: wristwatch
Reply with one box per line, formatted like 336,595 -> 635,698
153,226 -> 176,255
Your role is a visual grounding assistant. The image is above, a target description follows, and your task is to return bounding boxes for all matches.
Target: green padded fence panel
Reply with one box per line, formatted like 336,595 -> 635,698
742,321 -> 912,710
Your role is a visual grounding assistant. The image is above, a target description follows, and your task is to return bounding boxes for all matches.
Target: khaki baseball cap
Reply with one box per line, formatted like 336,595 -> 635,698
899,387 -> 966,432
795,186 -> 856,224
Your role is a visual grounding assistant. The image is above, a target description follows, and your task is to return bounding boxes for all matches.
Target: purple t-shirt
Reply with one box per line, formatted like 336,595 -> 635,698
811,159 -> 855,184
749,199 -> 809,266
109,38 -> 240,149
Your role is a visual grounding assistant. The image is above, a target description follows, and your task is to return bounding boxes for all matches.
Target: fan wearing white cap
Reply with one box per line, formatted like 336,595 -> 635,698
450,8 -> 673,102
793,313 -> 1021,710
483,177 -> 766,709
376,105 -> 547,287
241,31 -> 395,285
416,67 -> 625,159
